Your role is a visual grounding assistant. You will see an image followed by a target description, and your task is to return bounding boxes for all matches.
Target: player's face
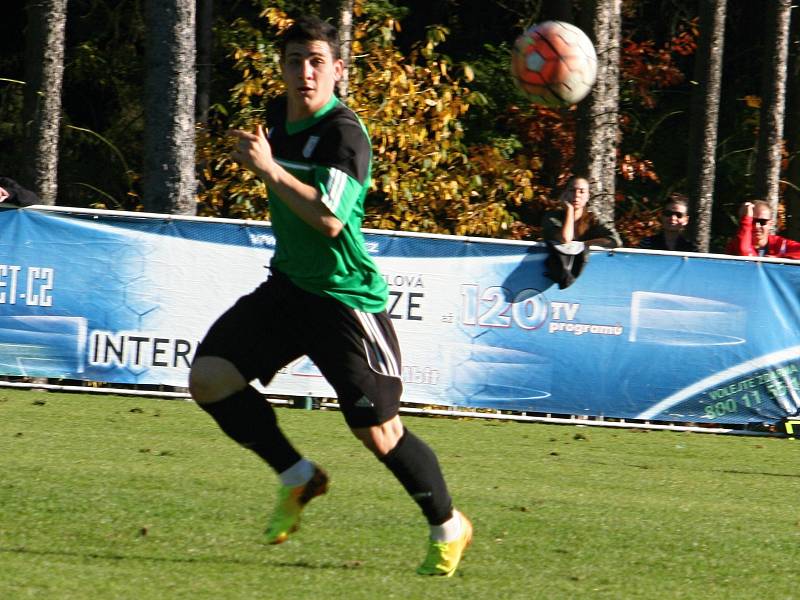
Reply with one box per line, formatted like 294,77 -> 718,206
282,40 -> 343,121
753,205 -> 772,248
661,202 -> 689,233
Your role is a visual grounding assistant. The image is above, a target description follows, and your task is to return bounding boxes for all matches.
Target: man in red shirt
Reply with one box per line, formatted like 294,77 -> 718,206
726,200 -> 800,258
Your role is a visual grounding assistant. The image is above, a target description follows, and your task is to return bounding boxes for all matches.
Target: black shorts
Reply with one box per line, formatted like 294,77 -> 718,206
195,269 -> 402,428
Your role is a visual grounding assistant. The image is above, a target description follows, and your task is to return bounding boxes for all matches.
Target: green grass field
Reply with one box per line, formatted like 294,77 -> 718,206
1,388 -> 798,599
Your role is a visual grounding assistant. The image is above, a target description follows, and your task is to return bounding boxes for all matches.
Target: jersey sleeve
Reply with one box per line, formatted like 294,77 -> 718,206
312,121 -> 372,222
727,216 -> 756,256
777,235 -> 800,259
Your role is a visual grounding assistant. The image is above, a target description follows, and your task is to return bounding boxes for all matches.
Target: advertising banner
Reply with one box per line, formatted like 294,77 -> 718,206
1,206 -> 799,428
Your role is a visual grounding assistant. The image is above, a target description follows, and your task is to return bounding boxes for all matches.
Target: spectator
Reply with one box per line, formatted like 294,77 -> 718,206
541,175 -> 621,248
726,200 -> 800,259
639,194 -> 698,252
0,177 -> 40,207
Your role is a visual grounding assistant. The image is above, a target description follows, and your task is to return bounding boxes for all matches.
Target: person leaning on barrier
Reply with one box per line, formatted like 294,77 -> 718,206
638,193 -> 698,252
0,177 -> 40,207
541,175 -> 622,249
726,200 -> 800,259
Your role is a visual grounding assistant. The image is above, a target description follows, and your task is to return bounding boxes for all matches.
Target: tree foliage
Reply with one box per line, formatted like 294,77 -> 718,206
197,2 -> 543,237
196,1 -> 697,243
1,0 -> 792,250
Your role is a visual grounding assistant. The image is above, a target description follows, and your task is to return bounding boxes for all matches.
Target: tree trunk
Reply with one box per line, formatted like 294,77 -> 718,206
321,0 -> 354,101
755,0 -> 792,219
22,0 -> 68,205
143,0 -> 197,215
576,0 -> 621,227
687,0 -> 726,252
196,0 -> 213,125
785,8 -> 800,238
337,0 -> 354,101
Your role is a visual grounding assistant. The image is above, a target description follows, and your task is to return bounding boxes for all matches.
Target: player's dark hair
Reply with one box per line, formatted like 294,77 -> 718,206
564,174 -> 590,190
663,192 -> 688,212
279,16 -> 340,61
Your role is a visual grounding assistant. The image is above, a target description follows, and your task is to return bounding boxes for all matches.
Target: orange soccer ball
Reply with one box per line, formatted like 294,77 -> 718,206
511,21 -> 597,108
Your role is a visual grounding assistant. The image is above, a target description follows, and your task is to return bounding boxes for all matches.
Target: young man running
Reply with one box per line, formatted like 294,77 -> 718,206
188,15 -> 471,577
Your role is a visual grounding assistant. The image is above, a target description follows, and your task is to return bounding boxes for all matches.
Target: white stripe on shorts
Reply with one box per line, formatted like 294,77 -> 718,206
355,311 -> 400,378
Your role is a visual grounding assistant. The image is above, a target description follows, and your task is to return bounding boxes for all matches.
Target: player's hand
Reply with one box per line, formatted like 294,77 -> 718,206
740,202 -> 754,219
230,125 -> 275,179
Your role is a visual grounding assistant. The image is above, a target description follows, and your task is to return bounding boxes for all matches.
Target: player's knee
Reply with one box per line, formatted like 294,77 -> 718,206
352,415 -> 404,457
353,432 -> 383,456
189,356 -> 246,405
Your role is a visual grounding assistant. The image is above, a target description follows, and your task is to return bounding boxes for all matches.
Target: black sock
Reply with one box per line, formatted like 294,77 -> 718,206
198,385 -> 301,473
380,428 -> 453,525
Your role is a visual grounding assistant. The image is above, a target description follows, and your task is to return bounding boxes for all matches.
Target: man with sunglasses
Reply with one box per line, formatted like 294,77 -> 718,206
726,200 -> 800,258
639,194 -> 697,252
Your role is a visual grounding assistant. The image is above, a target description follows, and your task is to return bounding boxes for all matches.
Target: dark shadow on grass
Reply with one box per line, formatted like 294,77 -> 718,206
714,469 -> 800,479
0,545 -> 360,570
581,460 -> 800,478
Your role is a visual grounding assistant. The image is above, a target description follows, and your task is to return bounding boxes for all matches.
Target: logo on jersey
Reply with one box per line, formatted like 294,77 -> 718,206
302,136 -> 320,158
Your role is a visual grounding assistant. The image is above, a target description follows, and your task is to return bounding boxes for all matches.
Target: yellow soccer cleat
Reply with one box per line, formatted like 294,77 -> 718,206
265,465 -> 329,545
416,511 -> 473,577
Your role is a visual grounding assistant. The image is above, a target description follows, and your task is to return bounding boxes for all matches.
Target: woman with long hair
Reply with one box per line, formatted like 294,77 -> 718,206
541,175 -> 620,248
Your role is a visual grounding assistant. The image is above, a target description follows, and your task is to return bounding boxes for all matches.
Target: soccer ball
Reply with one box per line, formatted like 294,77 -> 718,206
511,21 -> 597,108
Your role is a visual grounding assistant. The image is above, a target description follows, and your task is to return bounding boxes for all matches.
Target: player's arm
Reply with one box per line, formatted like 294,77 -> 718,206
230,126 -> 343,238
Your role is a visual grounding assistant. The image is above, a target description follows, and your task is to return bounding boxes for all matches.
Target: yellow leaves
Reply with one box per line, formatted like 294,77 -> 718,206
743,95 -> 761,109
260,7 -> 293,33
426,25 -> 449,45
197,5 -> 536,239
463,64 -> 475,82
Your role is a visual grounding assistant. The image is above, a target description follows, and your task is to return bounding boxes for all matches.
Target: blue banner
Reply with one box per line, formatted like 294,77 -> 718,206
1,206 -> 798,428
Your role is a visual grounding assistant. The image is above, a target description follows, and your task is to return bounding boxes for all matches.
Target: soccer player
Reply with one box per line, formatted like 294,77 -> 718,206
188,15 -> 472,577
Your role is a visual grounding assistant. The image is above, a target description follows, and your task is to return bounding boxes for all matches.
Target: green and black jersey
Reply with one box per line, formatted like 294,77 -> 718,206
265,95 -> 388,313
